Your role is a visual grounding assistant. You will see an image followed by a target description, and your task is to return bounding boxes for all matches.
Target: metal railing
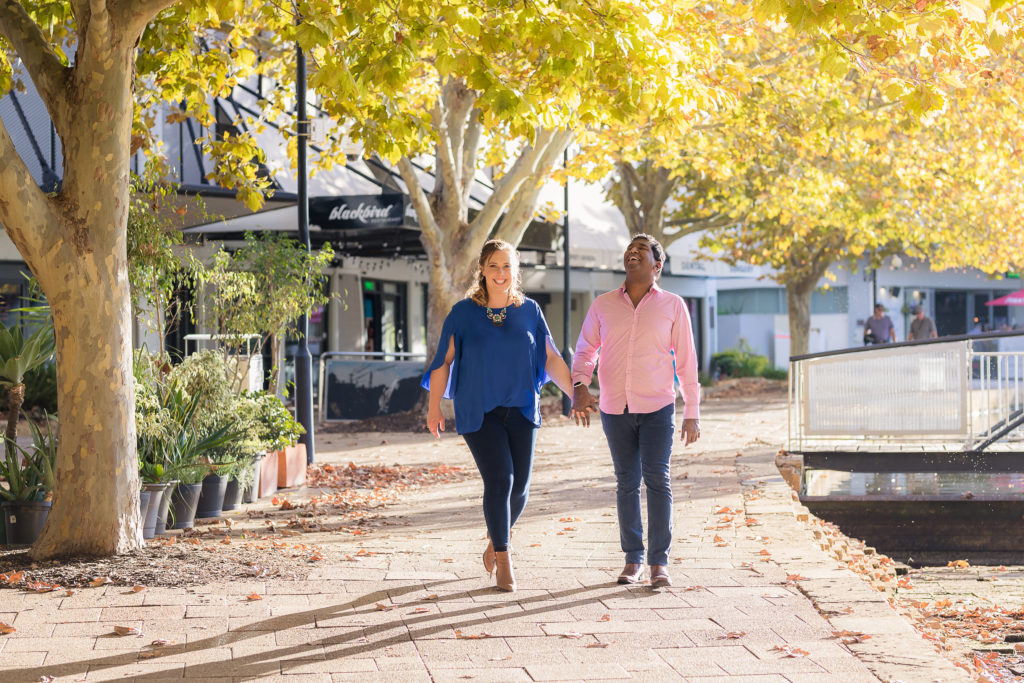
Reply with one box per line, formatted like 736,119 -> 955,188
789,331 -> 1024,454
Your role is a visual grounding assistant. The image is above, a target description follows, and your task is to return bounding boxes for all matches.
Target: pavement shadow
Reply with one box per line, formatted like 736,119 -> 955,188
369,452 -> 749,540
5,579 -> 631,682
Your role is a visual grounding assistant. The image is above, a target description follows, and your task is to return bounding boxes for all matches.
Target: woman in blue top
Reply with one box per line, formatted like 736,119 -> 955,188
424,239 -> 573,592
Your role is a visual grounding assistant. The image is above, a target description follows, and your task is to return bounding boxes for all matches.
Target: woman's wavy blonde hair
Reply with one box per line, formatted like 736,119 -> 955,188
465,239 -> 525,307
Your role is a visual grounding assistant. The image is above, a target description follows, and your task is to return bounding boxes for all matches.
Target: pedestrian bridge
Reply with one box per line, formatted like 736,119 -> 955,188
787,331 -> 1024,561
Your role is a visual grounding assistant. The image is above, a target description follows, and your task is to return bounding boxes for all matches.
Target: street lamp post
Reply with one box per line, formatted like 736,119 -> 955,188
295,42 -> 315,464
561,148 -> 572,417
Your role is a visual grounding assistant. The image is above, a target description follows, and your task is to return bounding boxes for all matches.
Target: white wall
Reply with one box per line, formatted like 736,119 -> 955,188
718,314 -> 775,360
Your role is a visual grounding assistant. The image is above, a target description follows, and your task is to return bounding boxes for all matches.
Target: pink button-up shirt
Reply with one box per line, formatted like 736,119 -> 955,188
572,283 -> 700,419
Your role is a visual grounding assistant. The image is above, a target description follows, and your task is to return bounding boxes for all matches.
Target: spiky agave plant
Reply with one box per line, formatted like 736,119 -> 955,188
0,323 -> 56,460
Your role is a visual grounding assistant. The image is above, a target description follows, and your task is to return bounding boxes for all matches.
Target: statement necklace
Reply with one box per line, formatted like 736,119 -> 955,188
485,302 -> 509,327
483,305 -> 507,327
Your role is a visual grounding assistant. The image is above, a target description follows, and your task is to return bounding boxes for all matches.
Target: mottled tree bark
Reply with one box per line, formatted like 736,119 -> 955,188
0,0 -> 175,558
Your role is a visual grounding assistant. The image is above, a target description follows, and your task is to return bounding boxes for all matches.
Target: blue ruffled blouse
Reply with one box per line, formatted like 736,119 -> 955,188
421,297 -> 553,434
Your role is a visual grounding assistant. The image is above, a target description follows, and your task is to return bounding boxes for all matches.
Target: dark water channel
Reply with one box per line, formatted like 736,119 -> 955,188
801,470 -> 1024,565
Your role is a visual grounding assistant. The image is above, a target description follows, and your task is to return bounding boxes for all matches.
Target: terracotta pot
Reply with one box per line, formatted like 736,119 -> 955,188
257,452 -> 278,499
276,444 -> 306,489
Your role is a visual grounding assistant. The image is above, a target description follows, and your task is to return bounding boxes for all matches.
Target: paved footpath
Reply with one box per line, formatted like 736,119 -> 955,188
0,396 -> 969,682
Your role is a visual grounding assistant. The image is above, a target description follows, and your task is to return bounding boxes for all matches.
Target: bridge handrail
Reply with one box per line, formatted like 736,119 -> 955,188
788,331 -> 1024,454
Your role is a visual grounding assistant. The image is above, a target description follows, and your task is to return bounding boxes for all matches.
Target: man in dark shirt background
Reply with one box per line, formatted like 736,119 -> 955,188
864,304 -> 895,344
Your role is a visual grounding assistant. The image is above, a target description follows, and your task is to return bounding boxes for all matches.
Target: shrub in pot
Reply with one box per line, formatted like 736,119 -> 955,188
0,317 -> 56,546
134,363 -> 236,530
136,352 -> 179,536
247,391 -> 305,489
164,423 -> 236,529
0,414 -> 56,546
224,452 -> 260,510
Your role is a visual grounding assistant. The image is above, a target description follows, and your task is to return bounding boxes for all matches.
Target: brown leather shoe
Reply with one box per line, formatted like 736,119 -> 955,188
617,563 -> 644,584
649,565 -> 672,587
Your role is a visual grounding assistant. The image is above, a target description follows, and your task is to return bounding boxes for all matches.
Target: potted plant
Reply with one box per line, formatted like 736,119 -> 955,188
136,352 -> 176,537
135,355 -> 238,532
1,414 -> 56,545
137,415 -> 172,539
0,321 -> 56,449
249,392 -> 305,489
194,457 -> 234,519
162,351 -> 251,518
222,393 -> 264,510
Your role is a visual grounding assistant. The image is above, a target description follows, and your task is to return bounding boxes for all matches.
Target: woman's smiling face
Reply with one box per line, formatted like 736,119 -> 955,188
484,248 -> 517,299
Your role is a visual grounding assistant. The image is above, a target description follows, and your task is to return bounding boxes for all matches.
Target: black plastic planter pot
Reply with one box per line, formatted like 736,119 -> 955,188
195,474 -> 228,519
169,483 -> 202,530
2,500 -> 52,546
222,478 -> 243,511
154,482 -> 177,535
142,483 -> 169,539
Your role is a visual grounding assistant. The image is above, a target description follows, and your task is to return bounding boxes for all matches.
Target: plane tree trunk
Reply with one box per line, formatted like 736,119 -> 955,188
0,0 -> 176,558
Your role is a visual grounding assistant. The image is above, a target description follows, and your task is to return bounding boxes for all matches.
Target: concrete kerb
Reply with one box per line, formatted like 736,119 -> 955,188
738,447 -> 971,683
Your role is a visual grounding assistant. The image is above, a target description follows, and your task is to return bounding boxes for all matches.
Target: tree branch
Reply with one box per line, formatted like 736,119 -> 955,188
469,128 -> 555,238
431,95 -> 461,228
115,0 -> 181,42
460,108 -> 482,210
441,79 -> 475,197
490,129 -> 573,248
87,0 -> 112,44
0,115 -> 57,269
398,156 -> 446,272
664,214 -> 736,230
0,0 -> 71,124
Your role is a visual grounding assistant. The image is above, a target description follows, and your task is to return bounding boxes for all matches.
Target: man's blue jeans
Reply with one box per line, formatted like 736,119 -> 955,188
600,404 -> 675,566
462,407 -> 538,552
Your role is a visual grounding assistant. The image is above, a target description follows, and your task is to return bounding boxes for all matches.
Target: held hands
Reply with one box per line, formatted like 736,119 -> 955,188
571,385 -> 597,427
681,418 -> 700,446
426,406 -> 445,439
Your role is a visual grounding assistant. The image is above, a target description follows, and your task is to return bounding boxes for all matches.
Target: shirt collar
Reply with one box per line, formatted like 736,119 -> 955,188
618,281 -> 663,296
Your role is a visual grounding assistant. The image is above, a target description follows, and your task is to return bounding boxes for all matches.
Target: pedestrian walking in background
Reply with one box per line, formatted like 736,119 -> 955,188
907,305 -> 938,341
864,304 -> 896,344
570,233 -> 701,588
423,239 -> 573,592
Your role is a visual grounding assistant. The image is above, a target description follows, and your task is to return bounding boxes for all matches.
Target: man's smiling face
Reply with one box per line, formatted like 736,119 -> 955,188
623,238 -> 660,278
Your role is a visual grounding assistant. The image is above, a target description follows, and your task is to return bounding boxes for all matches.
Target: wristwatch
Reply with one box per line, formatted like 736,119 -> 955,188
573,381 -> 585,388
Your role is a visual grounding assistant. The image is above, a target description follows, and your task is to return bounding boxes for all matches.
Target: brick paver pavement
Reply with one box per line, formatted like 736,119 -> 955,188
0,396 -> 968,682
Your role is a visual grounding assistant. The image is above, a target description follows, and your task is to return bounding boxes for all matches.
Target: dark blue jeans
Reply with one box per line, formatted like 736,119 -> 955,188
462,407 -> 538,551
600,404 -> 675,566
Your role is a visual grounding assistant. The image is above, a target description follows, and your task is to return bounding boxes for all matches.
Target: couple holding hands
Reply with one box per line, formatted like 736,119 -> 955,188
423,235 -> 701,592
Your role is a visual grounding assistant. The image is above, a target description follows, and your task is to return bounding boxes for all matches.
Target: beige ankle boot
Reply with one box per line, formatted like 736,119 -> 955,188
494,550 -> 516,592
483,538 -> 495,576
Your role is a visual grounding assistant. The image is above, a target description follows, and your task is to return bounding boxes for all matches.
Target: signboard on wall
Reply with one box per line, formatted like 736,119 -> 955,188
310,194 -> 406,231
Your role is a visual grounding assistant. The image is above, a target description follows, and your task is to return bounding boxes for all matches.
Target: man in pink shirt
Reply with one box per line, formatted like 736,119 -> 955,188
571,234 -> 701,588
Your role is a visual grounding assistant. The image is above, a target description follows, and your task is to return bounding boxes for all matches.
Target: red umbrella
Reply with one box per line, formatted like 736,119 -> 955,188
985,289 -> 1024,306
